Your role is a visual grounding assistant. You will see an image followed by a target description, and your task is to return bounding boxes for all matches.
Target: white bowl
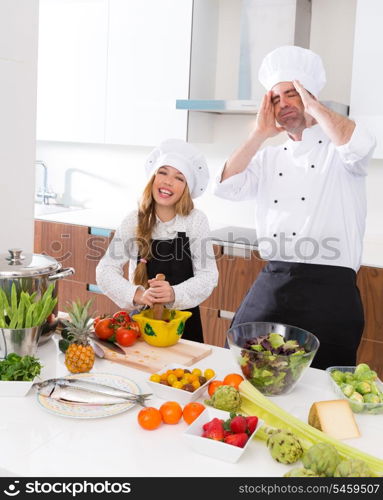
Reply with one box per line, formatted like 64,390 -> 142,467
147,363 -> 216,404
0,379 -> 35,397
183,407 -> 263,463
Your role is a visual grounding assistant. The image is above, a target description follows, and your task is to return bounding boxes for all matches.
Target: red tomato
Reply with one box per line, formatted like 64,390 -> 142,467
116,327 -> 137,347
93,314 -> 108,328
112,311 -> 131,327
94,318 -> 115,340
127,319 -> 141,337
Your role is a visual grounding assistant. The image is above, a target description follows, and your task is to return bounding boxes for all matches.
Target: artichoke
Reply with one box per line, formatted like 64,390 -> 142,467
284,467 -> 324,477
267,429 -> 303,464
302,443 -> 341,477
204,385 -> 241,412
334,459 -> 373,477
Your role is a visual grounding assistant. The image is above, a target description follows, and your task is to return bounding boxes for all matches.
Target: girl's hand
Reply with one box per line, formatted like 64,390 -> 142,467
133,288 -> 154,307
147,278 -> 175,304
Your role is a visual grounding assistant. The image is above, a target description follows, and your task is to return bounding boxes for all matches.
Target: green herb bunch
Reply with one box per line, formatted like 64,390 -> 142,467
0,283 -> 57,329
0,353 -> 42,381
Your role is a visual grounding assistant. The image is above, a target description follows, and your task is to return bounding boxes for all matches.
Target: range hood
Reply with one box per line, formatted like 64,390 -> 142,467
177,0 -> 348,116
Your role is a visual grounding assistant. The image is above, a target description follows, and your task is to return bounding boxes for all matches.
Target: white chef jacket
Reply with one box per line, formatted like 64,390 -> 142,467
213,123 -> 376,271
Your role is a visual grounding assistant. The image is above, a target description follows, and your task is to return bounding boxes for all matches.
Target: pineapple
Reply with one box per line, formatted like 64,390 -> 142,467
63,299 -> 95,374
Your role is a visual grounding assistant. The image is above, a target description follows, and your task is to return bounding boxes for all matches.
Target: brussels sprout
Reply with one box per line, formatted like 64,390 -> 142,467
340,383 -> 355,398
355,381 -> 372,395
349,391 -> 364,413
363,393 -> 380,404
331,370 -> 345,384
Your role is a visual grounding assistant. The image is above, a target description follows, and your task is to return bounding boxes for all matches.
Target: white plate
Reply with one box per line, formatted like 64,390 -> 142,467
183,407 -> 264,463
37,372 -> 141,419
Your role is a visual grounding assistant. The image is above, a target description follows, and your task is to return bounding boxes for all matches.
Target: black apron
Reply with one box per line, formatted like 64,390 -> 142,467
231,261 -> 364,370
140,231 -> 203,343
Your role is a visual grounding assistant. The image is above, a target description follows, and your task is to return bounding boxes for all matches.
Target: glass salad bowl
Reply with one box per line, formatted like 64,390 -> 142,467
227,322 -> 320,396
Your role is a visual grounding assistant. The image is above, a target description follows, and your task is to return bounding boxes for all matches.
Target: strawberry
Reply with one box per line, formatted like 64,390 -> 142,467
202,418 -> 224,441
246,416 -> 259,434
224,433 -> 249,448
230,416 -> 248,434
223,430 -> 232,438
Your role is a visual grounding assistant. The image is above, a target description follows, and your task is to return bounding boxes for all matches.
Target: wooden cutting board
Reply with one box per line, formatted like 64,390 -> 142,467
93,338 -> 212,373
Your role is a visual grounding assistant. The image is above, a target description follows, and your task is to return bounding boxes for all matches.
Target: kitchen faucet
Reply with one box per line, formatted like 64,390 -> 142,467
35,160 -> 57,205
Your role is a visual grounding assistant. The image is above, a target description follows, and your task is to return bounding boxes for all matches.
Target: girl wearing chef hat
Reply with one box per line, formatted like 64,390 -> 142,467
96,138 -> 218,343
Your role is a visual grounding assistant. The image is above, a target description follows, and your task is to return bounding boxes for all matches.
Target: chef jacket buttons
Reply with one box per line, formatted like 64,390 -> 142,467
279,172 -> 283,176
273,233 -> 277,237
274,200 -> 278,203
301,197 -> 305,201
311,165 -> 315,168
284,147 -> 287,150
318,140 -> 322,144
292,232 -> 296,236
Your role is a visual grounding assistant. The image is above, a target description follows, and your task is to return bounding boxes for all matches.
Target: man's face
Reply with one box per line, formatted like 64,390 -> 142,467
271,81 -> 306,132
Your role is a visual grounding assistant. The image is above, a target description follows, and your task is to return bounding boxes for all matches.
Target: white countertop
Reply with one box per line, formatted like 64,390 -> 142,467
1,337 -> 382,477
35,207 -> 383,269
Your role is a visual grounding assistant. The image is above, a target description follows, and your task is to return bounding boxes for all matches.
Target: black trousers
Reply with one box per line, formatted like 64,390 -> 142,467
231,261 -> 364,370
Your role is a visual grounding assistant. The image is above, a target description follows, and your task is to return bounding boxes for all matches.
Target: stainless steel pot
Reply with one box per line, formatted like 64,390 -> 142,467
0,248 -> 74,346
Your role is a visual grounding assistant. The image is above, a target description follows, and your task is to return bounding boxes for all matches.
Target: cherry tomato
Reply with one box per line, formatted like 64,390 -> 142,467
127,319 -> 141,337
94,318 -> 115,340
112,311 -> 131,327
115,327 -> 137,347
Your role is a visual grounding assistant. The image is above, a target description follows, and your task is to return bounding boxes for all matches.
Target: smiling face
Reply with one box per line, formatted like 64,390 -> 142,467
152,165 -> 187,209
271,81 -> 306,133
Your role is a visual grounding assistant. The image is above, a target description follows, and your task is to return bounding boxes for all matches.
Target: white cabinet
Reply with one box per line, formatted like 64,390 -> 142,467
350,0 -> 383,158
37,0 -> 192,146
37,0 -> 108,143
105,0 -> 192,146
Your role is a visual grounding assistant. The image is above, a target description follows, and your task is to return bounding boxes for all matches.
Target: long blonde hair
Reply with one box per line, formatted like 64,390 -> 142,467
133,174 -> 194,287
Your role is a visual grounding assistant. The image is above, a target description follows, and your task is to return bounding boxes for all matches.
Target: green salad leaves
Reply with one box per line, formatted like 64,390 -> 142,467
0,353 -> 42,381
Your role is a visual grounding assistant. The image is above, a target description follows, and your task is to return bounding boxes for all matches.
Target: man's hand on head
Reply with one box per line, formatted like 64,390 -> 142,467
292,80 -> 320,119
252,91 -> 285,140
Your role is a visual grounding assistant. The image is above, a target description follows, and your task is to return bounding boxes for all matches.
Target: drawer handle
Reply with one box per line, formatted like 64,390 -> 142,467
87,284 -> 102,294
218,310 -> 235,320
89,227 -> 112,237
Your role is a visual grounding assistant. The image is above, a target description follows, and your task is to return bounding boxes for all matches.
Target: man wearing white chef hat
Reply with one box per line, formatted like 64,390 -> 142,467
214,45 -> 376,369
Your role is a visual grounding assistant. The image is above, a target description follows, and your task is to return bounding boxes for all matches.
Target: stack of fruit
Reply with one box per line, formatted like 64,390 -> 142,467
149,367 -> 215,392
201,413 -> 259,448
94,311 -> 141,347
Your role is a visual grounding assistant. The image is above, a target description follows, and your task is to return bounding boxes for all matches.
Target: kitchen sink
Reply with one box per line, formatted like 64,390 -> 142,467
34,203 -> 83,216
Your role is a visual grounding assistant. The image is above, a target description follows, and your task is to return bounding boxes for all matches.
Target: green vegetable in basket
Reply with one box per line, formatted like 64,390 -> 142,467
0,353 -> 42,381
0,284 -> 57,329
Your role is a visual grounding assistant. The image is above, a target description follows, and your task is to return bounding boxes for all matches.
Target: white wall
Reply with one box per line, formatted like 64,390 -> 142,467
36,0 -> 382,235
0,0 -> 39,253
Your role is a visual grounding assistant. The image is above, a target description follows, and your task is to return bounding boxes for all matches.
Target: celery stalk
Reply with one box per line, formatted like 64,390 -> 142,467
239,380 -> 383,476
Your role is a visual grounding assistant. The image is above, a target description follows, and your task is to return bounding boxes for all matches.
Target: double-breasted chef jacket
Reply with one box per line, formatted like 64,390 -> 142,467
214,122 -> 376,369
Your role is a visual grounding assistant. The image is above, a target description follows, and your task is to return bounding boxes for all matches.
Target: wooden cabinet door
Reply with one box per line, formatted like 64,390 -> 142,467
200,307 -> 232,348
201,245 -> 266,313
58,280 -> 119,316
357,265 -> 383,378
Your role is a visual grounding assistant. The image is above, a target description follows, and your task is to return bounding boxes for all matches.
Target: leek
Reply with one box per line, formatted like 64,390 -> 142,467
239,380 -> 383,476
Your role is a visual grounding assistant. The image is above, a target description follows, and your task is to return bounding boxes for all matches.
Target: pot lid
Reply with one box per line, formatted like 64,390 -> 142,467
0,249 -> 61,277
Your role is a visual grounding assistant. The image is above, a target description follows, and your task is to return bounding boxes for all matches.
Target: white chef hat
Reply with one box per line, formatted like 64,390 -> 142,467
258,45 -> 326,97
144,139 -> 209,198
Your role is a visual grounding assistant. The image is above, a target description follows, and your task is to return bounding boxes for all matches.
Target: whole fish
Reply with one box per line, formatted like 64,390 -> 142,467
34,378 -> 151,406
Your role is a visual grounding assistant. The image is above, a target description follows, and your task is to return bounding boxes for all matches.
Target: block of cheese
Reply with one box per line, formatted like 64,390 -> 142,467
308,400 -> 360,440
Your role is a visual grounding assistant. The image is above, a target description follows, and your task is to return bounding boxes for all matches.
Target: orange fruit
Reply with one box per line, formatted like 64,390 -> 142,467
159,401 -> 183,425
183,402 -> 205,425
223,373 -> 245,389
137,407 -> 162,430
208,380 -> 224,397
